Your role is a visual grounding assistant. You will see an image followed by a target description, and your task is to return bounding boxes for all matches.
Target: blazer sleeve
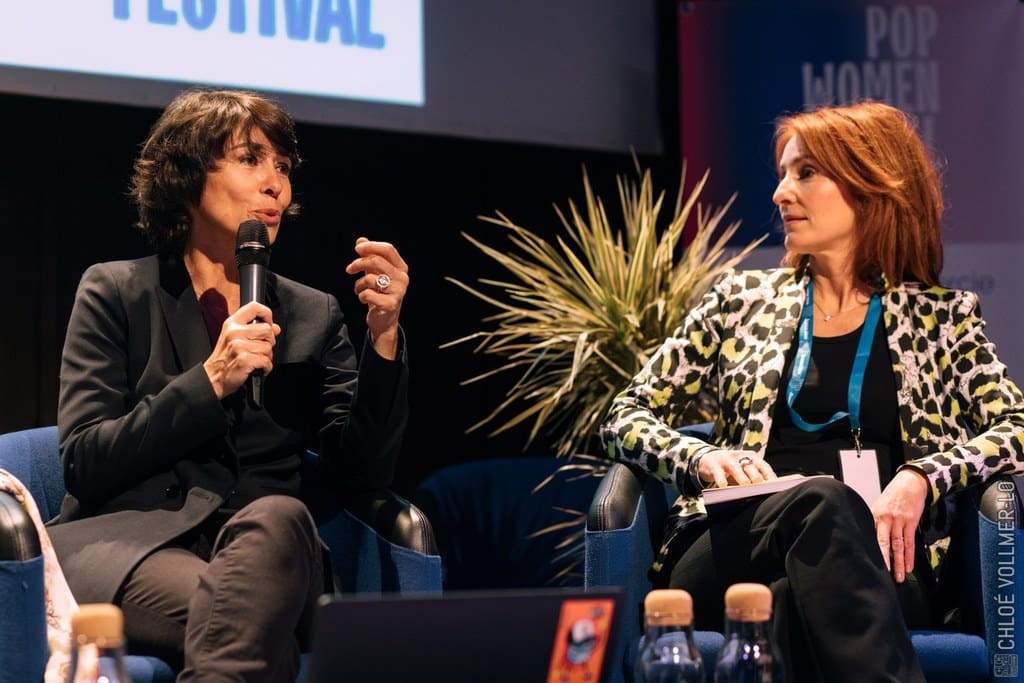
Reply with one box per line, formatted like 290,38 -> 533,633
903,291 -> 1024,503
58,264 -> 228,505
316,293 -> 409,491
598,273 -> 728,494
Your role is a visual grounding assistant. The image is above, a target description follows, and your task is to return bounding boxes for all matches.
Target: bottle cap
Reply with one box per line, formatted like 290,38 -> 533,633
723,583 -> 772,622
643,589 -> 694,626
71,603 -> 125,647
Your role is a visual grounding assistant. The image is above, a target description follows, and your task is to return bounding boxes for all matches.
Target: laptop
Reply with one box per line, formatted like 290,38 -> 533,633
305,587 -> 625,683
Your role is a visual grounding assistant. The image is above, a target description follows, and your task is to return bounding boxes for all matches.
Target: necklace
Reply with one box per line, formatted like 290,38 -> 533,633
813,297 -> 867,322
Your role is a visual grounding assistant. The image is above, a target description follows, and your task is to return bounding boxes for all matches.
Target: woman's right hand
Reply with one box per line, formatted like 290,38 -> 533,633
203,301 -> 281,400
697,449 -> 777,489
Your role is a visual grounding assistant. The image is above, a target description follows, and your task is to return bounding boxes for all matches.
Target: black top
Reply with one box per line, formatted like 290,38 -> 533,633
765,320 -> 903,486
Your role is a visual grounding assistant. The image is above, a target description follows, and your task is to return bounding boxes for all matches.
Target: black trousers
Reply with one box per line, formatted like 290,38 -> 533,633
117,495 -> 325,682
664,478 -> 925,683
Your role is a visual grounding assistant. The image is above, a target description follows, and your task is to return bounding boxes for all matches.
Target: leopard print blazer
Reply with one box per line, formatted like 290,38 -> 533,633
600,267 -> 1024,569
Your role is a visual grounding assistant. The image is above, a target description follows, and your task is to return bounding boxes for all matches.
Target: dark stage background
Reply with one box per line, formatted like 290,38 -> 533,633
0,14 -> 682,496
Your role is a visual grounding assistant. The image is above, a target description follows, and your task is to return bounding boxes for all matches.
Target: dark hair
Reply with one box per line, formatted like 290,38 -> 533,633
131,88 -> 301,255
774,100 -> 943,287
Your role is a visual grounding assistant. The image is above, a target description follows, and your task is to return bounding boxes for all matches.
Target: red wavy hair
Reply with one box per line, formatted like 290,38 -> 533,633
774,101 -> 944,287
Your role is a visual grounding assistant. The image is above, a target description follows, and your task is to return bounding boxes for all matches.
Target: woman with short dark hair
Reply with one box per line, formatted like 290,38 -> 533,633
131,88 -> 303,256
51,87 -> 411,681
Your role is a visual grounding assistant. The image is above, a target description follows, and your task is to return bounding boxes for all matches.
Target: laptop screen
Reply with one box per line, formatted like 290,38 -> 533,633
306,588 -> 625,683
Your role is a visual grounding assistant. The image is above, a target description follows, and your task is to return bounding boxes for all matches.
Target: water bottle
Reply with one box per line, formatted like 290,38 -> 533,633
66,603 -> 131,683
714,583 -> 783,682
635,588 -> 704,682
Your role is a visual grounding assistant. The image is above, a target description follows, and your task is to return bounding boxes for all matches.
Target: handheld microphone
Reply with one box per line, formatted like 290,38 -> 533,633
235,219 -> 271,409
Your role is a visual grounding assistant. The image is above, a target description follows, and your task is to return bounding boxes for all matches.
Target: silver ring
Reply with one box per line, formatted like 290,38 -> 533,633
737,455 -> 754,467
374,273 -> 391,293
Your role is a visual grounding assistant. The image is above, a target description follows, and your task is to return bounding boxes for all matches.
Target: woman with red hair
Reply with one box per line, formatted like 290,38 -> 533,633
602,101 -> 1024,682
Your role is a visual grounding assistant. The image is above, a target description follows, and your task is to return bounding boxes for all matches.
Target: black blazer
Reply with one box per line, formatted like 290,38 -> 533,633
49,254 -> 408,603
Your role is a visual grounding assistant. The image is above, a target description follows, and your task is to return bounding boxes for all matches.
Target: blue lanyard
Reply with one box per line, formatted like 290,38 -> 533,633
785,280 -> 882,451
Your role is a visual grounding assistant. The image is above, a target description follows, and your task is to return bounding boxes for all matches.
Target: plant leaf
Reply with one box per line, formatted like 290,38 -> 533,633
444,163 -> 762,458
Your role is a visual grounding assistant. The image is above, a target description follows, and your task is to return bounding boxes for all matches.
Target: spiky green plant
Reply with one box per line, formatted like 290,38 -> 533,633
445,162 -> 763,460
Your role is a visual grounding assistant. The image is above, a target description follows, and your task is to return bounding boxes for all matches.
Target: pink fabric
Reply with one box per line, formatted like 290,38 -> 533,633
0,469 -> 77,683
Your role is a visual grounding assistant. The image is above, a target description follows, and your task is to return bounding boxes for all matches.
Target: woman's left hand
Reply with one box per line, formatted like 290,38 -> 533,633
870,468 -> 928,583
345,237 -> 409,360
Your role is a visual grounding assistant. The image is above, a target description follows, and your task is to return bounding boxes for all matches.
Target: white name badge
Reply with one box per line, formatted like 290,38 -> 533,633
838,449 -> 883,506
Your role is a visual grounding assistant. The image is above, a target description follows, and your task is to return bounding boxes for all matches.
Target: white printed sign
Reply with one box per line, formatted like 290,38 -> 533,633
0,1 -> 424,106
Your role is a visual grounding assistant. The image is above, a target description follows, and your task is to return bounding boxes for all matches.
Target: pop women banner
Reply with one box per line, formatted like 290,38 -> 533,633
678,0 -> 1024,376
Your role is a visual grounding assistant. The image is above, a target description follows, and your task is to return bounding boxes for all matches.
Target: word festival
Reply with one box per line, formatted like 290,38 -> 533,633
112,0 -> 386,47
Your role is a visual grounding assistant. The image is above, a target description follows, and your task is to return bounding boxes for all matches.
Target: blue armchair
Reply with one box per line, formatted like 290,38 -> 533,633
0,426 -> 443,683
413,456 -> 603,590
585,428 -> 1020,683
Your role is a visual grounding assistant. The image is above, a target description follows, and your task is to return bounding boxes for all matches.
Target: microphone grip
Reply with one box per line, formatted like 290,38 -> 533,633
247,371 -> 264,410
239,263 -> 267,307
238,262 -> 267,410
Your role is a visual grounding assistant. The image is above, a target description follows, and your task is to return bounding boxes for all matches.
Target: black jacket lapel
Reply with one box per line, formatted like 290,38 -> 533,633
156,254 -> 211,372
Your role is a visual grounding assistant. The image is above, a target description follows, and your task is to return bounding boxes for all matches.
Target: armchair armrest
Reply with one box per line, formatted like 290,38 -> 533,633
301,449 -> 439,556
587,417 -> 713,542
0,490 -> 47,683
289,451 -> 444,594
980,475 -> 1024,529
587,463 -> 647,533
318,490 -> 442,594
584,464 -> 668,683
585,463 -> 661,589
977,475 -> 1024,672
0,489 -> 41,560
338,488 -> 438,556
